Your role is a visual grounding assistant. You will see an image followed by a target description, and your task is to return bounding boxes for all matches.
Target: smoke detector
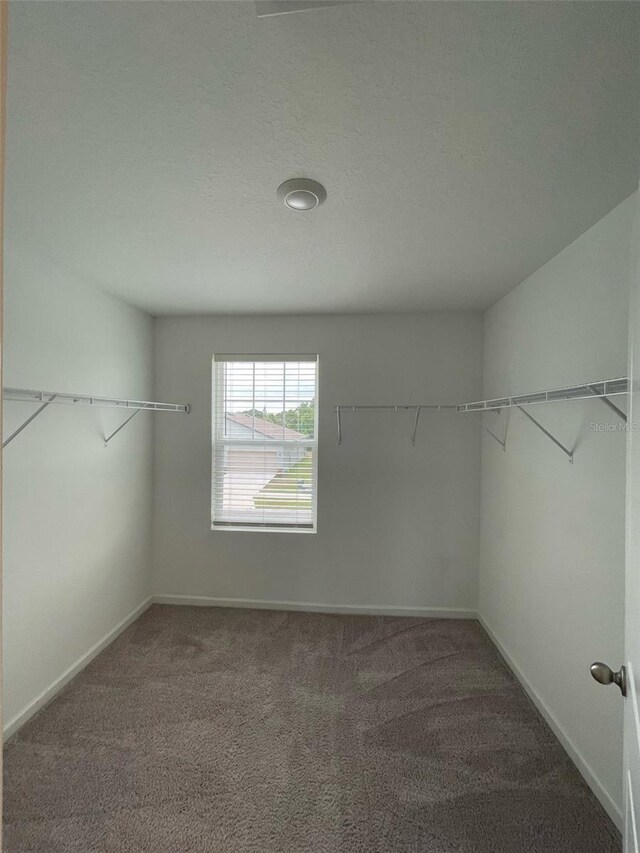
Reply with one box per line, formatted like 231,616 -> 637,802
277,178 -> 327,211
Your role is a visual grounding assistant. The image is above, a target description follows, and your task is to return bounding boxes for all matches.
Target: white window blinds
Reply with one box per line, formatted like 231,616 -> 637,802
212,355 -> 318,532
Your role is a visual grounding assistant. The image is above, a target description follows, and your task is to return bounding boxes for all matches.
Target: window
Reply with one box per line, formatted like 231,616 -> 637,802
212,355 -> 318,532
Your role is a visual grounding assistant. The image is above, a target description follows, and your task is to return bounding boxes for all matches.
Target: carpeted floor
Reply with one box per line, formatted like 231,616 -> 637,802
4,605 -> 620,852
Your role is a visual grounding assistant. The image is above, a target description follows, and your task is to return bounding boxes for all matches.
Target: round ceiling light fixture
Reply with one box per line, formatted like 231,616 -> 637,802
277,178 -> 327,211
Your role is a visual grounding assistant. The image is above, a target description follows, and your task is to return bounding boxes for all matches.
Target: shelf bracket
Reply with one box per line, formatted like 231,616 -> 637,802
104,405 -> 148,446
587,385 -> 627,422
472,415 -> 506,451
3,394 -> 57,448
517,405 -> 573,463
411,407 -> 421,446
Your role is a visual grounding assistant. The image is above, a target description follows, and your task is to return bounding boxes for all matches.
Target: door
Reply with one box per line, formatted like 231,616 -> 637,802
624,189 -> 640,851
0,0 -> 7,834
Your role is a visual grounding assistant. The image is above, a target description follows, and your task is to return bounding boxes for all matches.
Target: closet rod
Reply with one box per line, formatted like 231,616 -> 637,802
336,404 -> 458,411
456,377 -> 628,413
3,387 -> 191,449
3,387 -> 190,412
335,377 -> 629,447
336,378 -> 629,416
334,404 -> 457,446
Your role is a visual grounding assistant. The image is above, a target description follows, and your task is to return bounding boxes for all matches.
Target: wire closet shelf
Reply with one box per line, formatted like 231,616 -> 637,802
334,377 -> 629,460
455,377 -> 629,413
3,386 -> 191,448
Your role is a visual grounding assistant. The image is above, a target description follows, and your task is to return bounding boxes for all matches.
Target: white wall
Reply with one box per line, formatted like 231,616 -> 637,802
2,241 -> 154,733
153,314 -> 482,613
479,193 -> 635,824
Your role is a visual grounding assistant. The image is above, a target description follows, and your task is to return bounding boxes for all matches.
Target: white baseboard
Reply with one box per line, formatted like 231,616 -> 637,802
478,614 -> 623,832
3,595 -> 153,741
153,594 -> 477,620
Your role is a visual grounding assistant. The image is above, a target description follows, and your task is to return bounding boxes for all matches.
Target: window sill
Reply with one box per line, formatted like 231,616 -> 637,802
211,524 -> 317,535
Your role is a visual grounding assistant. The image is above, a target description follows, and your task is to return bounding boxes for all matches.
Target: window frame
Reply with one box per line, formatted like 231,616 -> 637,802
211,354 -> 319,534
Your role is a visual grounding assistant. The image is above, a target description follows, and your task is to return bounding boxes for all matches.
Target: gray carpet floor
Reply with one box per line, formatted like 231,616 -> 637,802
4,605 -> 620,852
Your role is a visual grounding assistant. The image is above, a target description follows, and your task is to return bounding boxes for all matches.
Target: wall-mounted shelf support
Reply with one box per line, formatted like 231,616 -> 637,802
517,405 -> 573,463
473,415 -> 506,451
411,407 -> 421,446
3,387 -> 191,449
104,406 -> 145,446
3,394 -> 57,448
587,384 -> 627,422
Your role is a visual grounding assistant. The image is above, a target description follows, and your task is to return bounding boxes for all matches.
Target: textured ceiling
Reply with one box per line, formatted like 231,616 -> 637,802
6,1 -> 640,315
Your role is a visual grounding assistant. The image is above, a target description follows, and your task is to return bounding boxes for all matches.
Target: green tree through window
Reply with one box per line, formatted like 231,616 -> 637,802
240,400 -> 315,437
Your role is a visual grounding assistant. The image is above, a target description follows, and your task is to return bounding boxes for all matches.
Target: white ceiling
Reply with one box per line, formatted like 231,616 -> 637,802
6,1 -> 640,316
